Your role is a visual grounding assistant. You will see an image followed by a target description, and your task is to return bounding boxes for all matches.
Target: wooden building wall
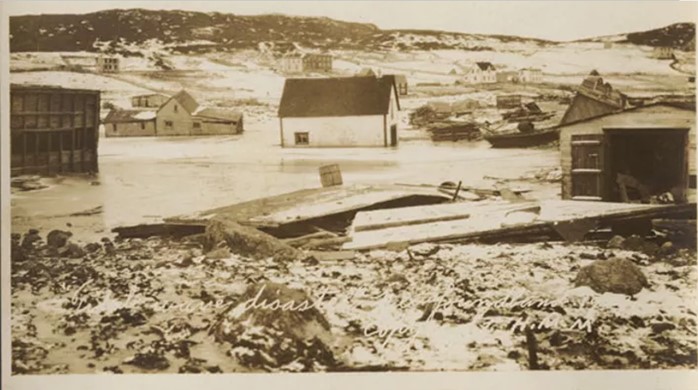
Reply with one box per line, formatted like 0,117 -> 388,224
559,105 -> 696,199
10,86 -> 100,176
560,93 -> 620,125
104,120 -> 157,137
156,98 -> 194,136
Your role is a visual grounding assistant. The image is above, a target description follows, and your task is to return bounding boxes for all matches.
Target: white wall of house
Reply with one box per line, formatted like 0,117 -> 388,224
281,89 -> 400,147
280,57 -> 303,73
281,115 -> 385,147
519,70 -> 543,83
156,99 -> 193,136
463,70 -> 497,84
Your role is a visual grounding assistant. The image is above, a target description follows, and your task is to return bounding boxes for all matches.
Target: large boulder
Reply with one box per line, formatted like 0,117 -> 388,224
574,258 -> 649,295
213,282 -> 337,371
205,217 -> 304,262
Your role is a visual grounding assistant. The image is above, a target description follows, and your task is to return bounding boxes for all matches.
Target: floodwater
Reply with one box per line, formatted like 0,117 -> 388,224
11,120 -> 560,240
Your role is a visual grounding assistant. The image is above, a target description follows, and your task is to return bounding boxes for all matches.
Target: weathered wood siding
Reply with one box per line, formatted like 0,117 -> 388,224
199,120 -> 243,135
156,98 -> 193,136
560,105 -> 696,199
104,120 -> 157,137
560,93 -> 620,125
10,86 -> 100,176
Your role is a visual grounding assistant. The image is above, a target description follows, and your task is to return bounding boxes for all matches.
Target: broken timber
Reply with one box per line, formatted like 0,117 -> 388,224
343,200 -> 696,251
115,184 -> 453,239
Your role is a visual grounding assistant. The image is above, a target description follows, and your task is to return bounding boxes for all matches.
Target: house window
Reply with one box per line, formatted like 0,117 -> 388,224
174,104 -> 178,113
193,121 -> 201,129
294,132 -> 309,145
165,120 -> 173,129
140,122 -> 145,130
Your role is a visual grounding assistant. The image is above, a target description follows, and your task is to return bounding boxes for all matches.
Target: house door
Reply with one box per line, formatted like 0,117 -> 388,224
571,134 -> 605,200
390,125 -> 398,146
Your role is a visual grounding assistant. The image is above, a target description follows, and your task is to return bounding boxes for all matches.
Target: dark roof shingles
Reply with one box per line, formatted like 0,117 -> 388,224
278,76 -> 398,117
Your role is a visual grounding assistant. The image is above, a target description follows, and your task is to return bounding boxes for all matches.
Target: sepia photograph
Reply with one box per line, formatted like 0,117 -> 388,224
1,0 -> 697,388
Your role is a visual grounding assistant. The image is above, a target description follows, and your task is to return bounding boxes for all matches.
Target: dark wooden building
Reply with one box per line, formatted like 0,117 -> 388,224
558,102 -> 695,203
10,84 -> 101,176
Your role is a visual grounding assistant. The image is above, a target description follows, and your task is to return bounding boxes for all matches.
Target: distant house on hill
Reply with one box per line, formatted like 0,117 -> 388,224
518,68 -> 543,83
96,55 -> 119,73
560,71 -> 627,125
104,109 -> 157,137
156,90 -> 243,136
131,93 -> 169,108
278,76 -> 400,147
279,52 -> 333,73
603,41 -> 613,49
461,62 -> 497,84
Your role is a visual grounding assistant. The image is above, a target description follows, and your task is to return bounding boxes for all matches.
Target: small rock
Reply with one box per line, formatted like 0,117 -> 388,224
623,235 -> 645,252
123,351 -> 170,371
579,252 -> 597,260
84,243 -> 102,253
21,230 -> 42,250
47,230 -> 73,248
174,255 -> 194,268
607,235 -> 625,249
574,258 -> 649,296
58,243 -> 86,258
658,241 -> 675,256
205,247 -> 231,260
640,241 -> 660,256
650,322 -> 676,334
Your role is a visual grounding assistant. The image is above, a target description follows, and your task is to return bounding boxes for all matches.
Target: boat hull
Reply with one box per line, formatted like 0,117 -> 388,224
484,129 -> 559,148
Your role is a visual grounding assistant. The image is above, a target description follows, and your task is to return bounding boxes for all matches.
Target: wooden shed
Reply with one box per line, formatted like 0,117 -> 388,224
558,102 -> 695,203
10,84 -> 100,176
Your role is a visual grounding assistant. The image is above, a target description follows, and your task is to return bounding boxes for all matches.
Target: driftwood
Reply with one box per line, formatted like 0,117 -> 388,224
283,230 -> 338,248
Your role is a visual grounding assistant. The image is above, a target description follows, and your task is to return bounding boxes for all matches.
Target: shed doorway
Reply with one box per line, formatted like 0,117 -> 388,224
605,128 -> 689,203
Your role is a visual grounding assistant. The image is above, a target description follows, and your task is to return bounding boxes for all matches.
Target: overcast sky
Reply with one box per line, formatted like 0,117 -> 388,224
4,1 -> 697,41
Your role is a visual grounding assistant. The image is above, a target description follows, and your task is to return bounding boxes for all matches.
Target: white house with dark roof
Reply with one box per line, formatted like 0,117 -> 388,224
461,62 -> 497,84
278,76 -> 401,148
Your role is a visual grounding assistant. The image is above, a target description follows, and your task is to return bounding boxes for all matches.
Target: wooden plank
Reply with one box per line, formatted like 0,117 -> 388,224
345,201 -> 541,250
166,184 -> 451,228
344,200 -> 692,251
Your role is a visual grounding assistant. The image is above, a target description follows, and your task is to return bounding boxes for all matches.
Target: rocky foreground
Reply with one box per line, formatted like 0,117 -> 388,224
10,227 -> 697,374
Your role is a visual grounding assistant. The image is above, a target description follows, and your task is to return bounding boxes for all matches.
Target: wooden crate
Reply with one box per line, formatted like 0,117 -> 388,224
319,164 -> 343,187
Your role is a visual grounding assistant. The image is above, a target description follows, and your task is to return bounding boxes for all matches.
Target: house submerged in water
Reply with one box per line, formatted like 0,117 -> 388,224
278,76 -> 401,148
104,90 -> 243,137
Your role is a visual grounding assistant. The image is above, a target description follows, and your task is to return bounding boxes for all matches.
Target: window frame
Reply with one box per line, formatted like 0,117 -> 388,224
294,132 -> 309,145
